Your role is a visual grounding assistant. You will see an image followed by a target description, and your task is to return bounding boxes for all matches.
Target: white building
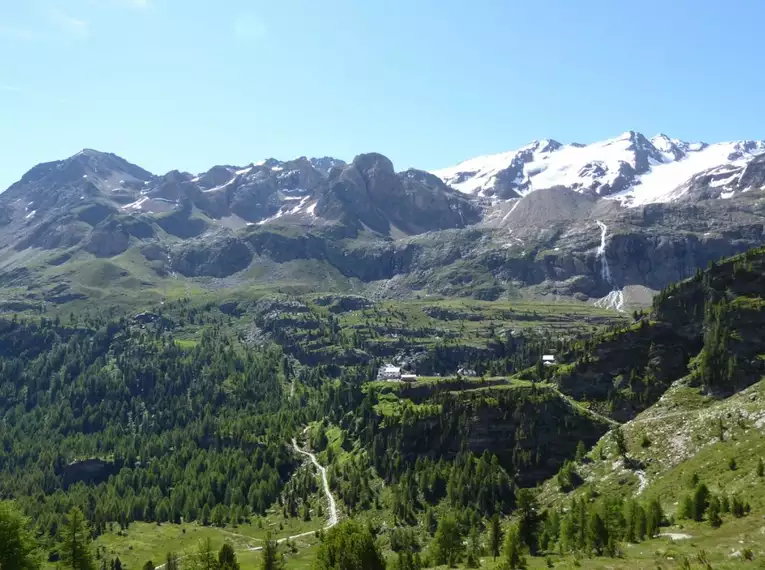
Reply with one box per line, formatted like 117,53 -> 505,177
401,374 -> 418,382
378,364 -> 402,380
542,355 -> 556,366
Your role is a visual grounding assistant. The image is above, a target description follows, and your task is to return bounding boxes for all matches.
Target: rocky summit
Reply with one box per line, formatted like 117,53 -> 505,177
1,131 -> 764,313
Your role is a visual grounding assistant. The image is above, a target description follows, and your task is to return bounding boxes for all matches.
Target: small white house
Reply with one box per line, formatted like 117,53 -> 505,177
378,364 -> 402,380
542,355 -> 556,366
457,367 -> 477,377
401,374 -> 418,382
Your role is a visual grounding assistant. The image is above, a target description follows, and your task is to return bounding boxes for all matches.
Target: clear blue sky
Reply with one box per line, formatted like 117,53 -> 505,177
2,0 -> 764,189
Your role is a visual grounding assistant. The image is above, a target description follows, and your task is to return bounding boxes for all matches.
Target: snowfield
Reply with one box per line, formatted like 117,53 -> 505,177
432,131 -> 765,206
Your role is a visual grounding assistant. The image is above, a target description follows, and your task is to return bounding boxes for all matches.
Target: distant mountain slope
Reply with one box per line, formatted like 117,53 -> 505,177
1,135 -> 764,313
551,243 -> 765,421
534,245 -> 765,568
432,131 -> 765,204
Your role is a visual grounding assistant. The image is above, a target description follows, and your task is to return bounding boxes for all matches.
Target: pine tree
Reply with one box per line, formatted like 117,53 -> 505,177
679,494 -> 694,520
424,508 -> 436,536
646,499 -> 663,538
260,533 -> 283,570
488,513 -> 502,560
731,496 -> 746,518
60,507 -> 96,570
623,500 -> 637,543
613,427 -> 627,457
535,359 -> 545,380
707,496 -> 722,528
211,505 -> 226,527
218,543 -> 240,570
539,509 -> 560,552
692,484 -> 710,522
503,523 -> 526,569
394,551 -> 420,570
757,458 -> 764,477
143,562 -> 155,570
586,511 -> 608,555
192,538 -> 217,570
465,528 -> 482,568
430,515 -> 463,566
0,500 -> 40,570
314,521 -> 385,570
575,441 -> 586,462
516,488 -> 541,554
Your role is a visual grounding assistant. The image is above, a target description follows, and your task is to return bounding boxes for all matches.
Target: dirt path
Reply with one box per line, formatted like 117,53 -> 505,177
659,532 -> 692,540
244,438 -> 339,553
554,388 -> 621,427
631,408 -> 693,424
155,438 -> 338,568
635,469 -> 648,495
291,438 -> 339,528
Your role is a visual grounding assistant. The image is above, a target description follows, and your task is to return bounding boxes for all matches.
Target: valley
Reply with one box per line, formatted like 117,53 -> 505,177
1,135 -> 765,570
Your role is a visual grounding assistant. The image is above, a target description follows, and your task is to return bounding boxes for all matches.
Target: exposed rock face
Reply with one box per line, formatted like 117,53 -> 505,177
376,386 -> 611,487
316,154 -> 481,235
555,244 -> 765,421
738,154 -> 765,190
84,219 -> 131,257
1,140 -> 764,308
171,237 -> 253,277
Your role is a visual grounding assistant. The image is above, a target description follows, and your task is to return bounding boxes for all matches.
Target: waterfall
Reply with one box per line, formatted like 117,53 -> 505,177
593,220 -> 625,312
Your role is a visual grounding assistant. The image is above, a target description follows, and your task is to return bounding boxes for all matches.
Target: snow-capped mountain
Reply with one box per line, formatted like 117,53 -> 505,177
432,131 -> 765,206
2,137 -> 765,312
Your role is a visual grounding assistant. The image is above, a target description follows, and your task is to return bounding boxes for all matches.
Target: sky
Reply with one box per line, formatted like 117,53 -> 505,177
1,0 -> 764,190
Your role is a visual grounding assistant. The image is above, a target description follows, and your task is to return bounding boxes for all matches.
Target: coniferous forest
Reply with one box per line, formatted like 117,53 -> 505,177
1,244 -> 765,569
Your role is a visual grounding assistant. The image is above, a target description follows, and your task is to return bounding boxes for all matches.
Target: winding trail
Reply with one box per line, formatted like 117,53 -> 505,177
634,469 -> 649,495
154,437 -> 338,568
554,387 -> 621,427
245,438 -> 339,552
291,438 -> 339,528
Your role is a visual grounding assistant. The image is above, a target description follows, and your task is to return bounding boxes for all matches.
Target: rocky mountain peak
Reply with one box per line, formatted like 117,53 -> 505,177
1,149 -> 153,221
196,165 -> 236,190
650,134 -> 689,161
433,131 -> 765,205
352,153 -> 395,176
401,168 -> 451,189
69,149 -> 153,181
310,157 -> 347,176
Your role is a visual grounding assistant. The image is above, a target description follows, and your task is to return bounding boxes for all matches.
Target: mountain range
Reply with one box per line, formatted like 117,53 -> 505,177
1,130 -> 764,313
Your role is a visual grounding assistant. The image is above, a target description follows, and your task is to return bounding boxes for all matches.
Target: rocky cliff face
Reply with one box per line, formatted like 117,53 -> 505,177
553,244 -> 765,421
372,385 -> 611,487
316,153 -> 480,235
0,140 -> 764,309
